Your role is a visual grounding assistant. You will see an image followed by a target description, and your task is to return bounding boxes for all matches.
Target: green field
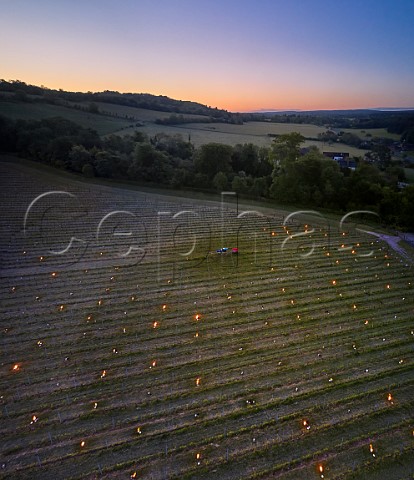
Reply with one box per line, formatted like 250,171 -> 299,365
0,101 -> 133,135
341,128 -> 400,141
120,121 -> 368,156
0,101 -> 370,156
1,160 -> 413,479
86,102 -> 208,123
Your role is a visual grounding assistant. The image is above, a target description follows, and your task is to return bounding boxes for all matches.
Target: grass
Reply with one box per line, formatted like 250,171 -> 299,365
403,167 -> 414,183
341,128 -> 400,141
120,121 -> 368,156
0,100 -> 134,135
0,158 -> 413,479
0,101 -> 385,157
68,101 -> 209,123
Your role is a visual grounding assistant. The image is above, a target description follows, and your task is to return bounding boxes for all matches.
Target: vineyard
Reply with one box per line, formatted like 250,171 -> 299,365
0,159 -> 413,479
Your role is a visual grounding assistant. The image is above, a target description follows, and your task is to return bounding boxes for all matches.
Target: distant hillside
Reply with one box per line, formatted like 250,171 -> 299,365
0,79 -> 241,122
251,109 -> 414,133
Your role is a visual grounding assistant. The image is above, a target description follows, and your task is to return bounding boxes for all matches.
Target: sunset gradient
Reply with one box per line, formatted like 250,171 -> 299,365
1,0 -> 414,112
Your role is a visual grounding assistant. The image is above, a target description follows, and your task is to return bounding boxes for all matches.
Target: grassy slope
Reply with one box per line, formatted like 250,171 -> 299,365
0,160 -> 413,480
0,101 -> 134,135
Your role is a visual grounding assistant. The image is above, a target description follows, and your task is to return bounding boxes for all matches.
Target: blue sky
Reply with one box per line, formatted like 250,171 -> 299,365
1,0 -> 414,111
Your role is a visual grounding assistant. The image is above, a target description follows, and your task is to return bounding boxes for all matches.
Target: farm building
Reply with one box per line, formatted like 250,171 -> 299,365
323,151 -> 356,169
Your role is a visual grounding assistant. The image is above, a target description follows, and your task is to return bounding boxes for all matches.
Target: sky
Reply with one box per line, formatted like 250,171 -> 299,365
1,0 -> 414,112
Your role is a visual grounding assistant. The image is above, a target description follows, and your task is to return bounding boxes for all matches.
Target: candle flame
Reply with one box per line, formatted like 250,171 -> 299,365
196,377 -> 201,386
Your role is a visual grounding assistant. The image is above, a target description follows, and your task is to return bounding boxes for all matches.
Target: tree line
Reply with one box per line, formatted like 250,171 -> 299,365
0,115 -> 413,230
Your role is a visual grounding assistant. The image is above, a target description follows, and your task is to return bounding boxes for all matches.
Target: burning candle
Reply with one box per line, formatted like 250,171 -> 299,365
196,377 -> 201,386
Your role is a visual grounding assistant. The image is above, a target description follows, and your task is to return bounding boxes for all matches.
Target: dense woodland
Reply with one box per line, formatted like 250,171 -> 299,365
1,113 -> 414,230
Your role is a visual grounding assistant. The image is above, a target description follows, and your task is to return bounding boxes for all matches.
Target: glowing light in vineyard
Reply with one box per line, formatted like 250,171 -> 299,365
196,452 -> 201,465
153,321 -> 159,328
80,441 -> 85,448
196,377 -> 201,386
101,370 -> 106,379
30,415 -> 38,424
12,363 -> 21,372
136,427 -> 142,434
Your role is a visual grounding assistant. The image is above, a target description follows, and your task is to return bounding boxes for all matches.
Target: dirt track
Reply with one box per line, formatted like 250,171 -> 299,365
365,231 -> 413,264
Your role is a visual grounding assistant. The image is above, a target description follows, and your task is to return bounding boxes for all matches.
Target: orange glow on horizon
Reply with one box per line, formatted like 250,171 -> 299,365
2,71 -> 409,113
